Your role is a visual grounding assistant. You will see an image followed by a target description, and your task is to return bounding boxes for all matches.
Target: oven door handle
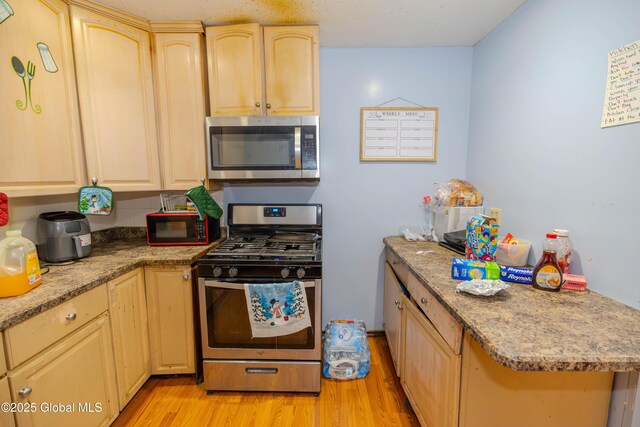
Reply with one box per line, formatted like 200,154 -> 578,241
203,280 -> 316,290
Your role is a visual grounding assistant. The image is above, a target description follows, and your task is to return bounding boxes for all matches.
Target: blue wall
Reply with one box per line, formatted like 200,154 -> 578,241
467,0 -> 640,307
225,47 -> 473,328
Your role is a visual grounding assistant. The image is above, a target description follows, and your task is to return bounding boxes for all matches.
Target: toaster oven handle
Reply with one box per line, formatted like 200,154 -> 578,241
294,127 -> 302,169
72,235 -> 83,257
204,280 -> 316,290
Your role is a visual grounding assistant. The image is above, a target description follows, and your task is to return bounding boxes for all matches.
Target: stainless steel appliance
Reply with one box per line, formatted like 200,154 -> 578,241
36,211 -> 92,263
197,204 -> 322,393
206,116 -> 320,181
146,212 -> 220,246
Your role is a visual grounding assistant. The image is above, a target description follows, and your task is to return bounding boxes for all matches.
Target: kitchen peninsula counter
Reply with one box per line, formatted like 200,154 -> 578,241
0,234 -> 224,331
384,236 -> 640,372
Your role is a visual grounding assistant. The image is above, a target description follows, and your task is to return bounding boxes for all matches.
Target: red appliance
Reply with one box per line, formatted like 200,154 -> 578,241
146,212 -> 220,246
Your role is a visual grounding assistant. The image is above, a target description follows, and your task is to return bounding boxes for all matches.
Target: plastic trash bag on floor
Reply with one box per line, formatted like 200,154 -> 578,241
322,320 -> 370,380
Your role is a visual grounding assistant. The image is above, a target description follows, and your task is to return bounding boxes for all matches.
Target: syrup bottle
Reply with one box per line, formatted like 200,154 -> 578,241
532,233 -> 563,292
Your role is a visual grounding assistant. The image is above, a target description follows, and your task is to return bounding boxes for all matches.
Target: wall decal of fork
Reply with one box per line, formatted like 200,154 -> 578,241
11,55 -> 42,114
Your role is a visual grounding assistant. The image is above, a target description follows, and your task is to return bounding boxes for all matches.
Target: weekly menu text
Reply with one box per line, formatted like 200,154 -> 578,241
602,40 -> 640,128
360,107 -> 438,161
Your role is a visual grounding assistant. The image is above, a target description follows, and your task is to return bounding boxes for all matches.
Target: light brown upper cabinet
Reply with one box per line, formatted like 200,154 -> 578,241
206,24 -> 319,116
153,30 -> 209,190
263,26 -> 320,116
70,6 -> 162,191
0,0 -> 86,197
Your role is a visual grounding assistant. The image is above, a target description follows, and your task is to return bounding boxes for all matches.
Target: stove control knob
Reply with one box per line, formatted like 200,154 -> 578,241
281,268 -> 290,279
213,267 -> 222,278
296,268 -> 306,279
228,267 -> 238,278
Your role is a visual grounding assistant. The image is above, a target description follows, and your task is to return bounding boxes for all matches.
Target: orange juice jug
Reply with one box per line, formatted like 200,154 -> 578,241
0,230 -> 42,297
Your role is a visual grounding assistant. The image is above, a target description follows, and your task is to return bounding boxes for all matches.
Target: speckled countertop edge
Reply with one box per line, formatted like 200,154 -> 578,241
0,232 -> 225,332
384,236 -> 640,372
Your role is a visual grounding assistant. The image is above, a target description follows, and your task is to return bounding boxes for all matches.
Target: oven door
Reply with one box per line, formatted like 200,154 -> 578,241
198,278 -> 321,361
208,124 -> 302,180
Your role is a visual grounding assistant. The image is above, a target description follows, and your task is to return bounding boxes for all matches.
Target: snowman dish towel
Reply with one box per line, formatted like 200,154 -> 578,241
244,281 -> 311,338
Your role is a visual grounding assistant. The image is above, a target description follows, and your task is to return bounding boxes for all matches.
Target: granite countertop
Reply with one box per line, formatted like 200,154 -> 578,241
0,229 -> 225,332
384,236 -> 640,372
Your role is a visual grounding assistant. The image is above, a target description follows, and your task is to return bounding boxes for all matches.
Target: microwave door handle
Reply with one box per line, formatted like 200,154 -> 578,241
294,127 -> 302,169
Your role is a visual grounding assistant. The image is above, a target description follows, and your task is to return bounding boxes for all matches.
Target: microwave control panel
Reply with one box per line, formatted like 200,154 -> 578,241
301,126 -> 317,170
196,218 -> 208,241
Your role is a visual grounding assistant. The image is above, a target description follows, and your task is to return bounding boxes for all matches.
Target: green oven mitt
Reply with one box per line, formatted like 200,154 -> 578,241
184,185 -> 223,220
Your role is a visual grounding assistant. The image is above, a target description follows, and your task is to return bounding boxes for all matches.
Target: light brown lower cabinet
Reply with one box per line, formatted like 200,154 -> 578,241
8,313 -> 118,427
0,377 -> 15,427
383,262 -> 404,377
459,334 -> 613,427
144,266 -> 196,374
108,268 -> 151,410
402,296 -> 461,427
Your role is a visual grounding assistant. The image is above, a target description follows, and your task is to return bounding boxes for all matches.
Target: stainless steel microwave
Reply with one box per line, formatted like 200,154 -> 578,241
206,116 -> 319,181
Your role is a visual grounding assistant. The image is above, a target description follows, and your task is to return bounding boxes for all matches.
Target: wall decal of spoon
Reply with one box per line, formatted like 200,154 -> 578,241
26,61 -> 41,114
11,56 -> 27,110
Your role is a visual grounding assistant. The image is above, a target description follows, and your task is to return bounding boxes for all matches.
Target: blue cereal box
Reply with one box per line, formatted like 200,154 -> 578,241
451,258 -> 500,281
465,215 -> 499,262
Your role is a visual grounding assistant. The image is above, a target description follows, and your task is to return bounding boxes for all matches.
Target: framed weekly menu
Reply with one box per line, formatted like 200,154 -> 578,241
360,107 -> 438,161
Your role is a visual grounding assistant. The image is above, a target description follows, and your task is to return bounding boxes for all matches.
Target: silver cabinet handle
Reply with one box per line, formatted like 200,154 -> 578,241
18,387 -> 32,397
420,297 -> 428,304
397,304 -> 404,310
255,101 -> 261,107
183,274 -> 190,280
266,103 -> 271,109
246,368 -> 278,374
66,313 -> 77,321
394,299 -> 399,305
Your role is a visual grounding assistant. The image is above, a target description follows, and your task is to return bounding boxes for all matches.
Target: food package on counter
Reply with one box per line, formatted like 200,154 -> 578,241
456,279 -> 510,296
451,258 -> 500,281
429,179 -> 484,208
499,266 -> 533,284
466,215 -> 499,261
322,320 -> 370,380
561,274 -> 587,291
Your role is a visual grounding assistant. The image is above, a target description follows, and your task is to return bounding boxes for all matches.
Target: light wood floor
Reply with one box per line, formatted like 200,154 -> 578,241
113,336 -> 419,426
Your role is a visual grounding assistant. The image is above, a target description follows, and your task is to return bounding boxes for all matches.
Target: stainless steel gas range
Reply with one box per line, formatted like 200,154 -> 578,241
197,204 -> 322,394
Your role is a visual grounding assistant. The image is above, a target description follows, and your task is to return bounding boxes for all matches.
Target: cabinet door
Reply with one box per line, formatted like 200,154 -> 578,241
108,268 -> 150,410
263,26 -> 320,116
383,262 -> 403,377
0,0 -> 85,197
145,266 -> 195,374
153,32 -> 208,190
402,297 -> 461,427
8,313 -> 118,427
0,377 -> 15,427
206,23 -> 263,116
70,6 -> 161,191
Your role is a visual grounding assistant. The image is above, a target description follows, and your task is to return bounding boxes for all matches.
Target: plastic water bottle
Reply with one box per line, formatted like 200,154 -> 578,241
0,230 -> 42,297
553,229 -> 573,274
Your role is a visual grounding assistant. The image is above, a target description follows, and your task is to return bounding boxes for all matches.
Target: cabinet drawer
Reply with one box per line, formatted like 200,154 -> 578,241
204,360 -> 320,393
407,274 -> 463,354
386,248 -> 409,284
4,285 -> 108,368
1,332 -> 6,377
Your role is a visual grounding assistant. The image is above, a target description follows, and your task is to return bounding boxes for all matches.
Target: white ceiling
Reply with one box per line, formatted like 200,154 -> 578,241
96,0 -> 527,47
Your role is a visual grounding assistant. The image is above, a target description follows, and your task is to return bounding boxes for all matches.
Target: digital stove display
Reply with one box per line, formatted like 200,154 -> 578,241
264,207 -> 286,217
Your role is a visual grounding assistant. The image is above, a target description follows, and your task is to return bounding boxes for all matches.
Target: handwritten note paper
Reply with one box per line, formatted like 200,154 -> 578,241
602,40 -> 640,128
360,107 -> 438,161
